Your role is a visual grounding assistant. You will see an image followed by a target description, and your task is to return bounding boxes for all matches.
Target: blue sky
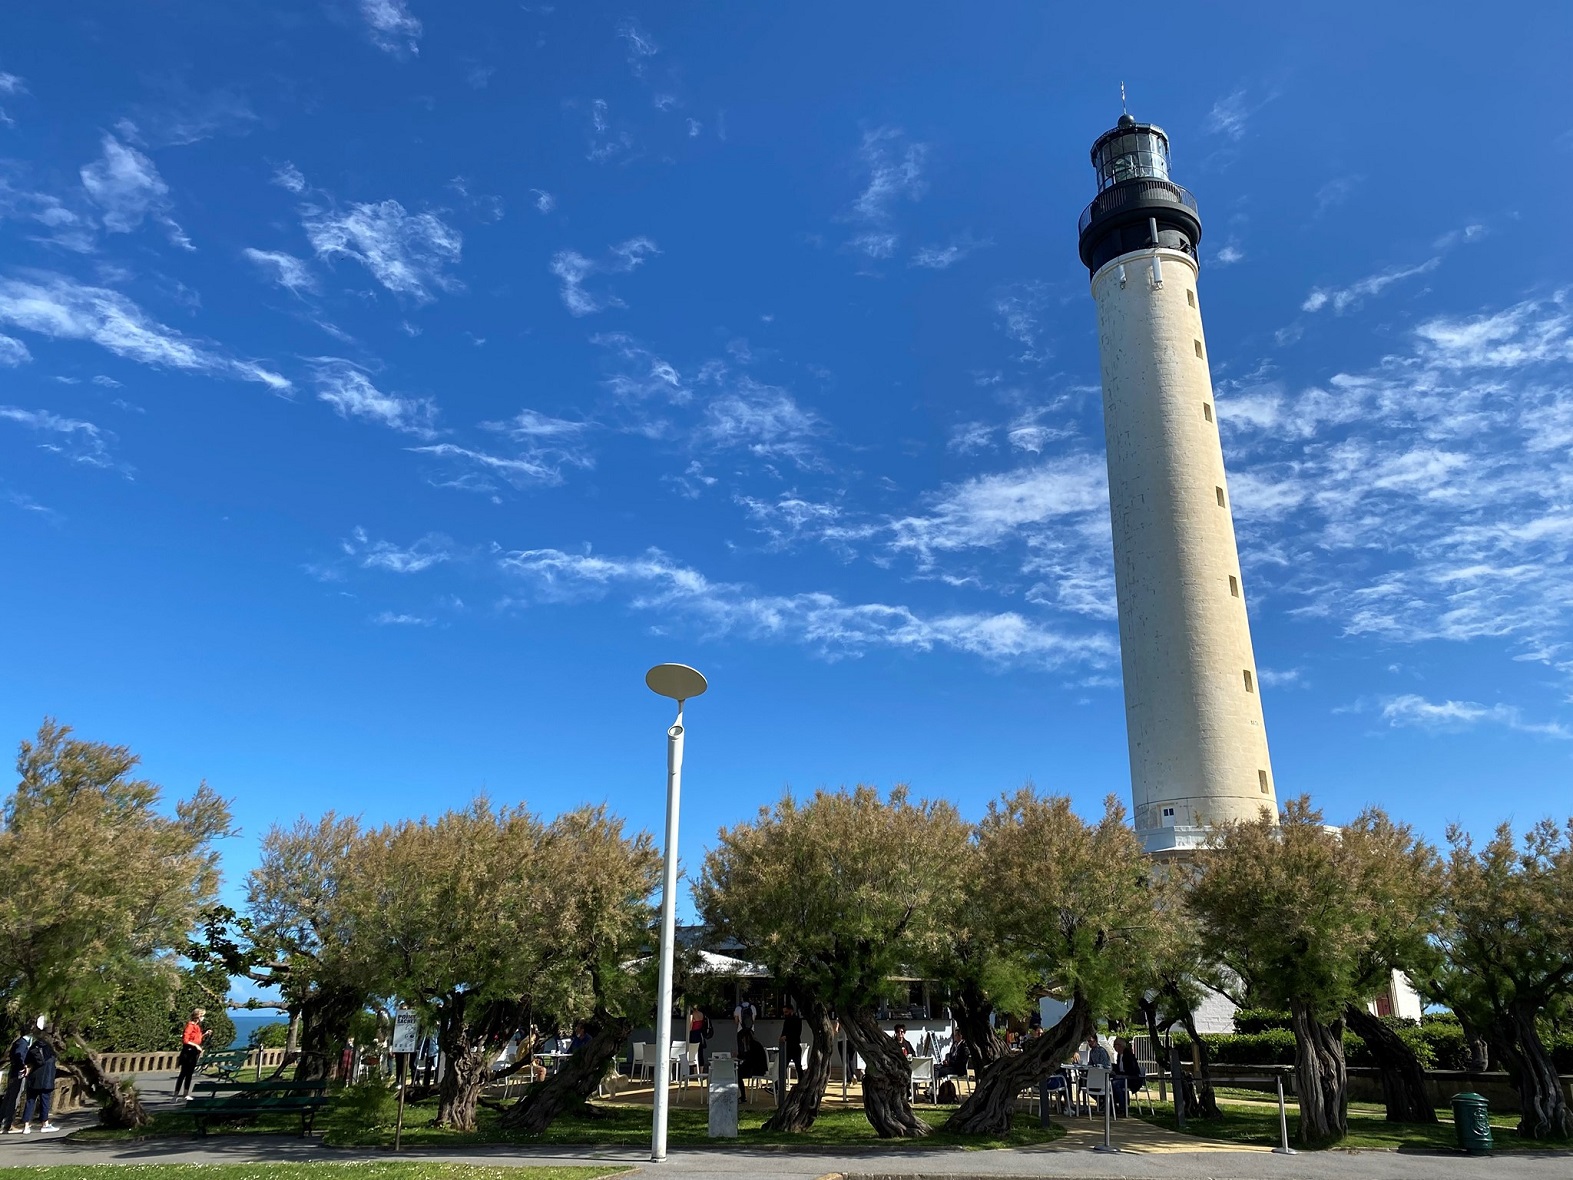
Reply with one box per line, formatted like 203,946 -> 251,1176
3,2 -> 1570,959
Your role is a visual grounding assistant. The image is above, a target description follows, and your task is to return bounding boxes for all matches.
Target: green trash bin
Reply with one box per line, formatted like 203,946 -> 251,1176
1451,1091 -> 1493,1155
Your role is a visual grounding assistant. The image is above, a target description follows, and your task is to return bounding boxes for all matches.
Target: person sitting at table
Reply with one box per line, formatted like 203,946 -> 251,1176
1112,1036 -> 1144,1116
891,1023 -> 914,1060
1079,1032 -> 1111,1068
935,1038 -> 968,1081
568,1020 -> 592,1054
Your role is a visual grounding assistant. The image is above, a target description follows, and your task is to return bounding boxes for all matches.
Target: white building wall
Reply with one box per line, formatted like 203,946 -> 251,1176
1091,248 -> 1277,852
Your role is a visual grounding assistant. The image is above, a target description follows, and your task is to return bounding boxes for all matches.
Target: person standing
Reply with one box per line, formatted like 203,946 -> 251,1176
779,1002 -> 803,1080
687,1005 -> 711,1073
174,1008 -> 206,1099
733,996 -> 757,1055
1,1026 -> 31,1133
20,1032 -> 56,1133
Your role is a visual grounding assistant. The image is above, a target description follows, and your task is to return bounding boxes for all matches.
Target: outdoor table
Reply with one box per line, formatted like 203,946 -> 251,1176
536,1050 -> 572,1076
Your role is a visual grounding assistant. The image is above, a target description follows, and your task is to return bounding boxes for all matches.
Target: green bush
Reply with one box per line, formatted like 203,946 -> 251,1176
247,1020 -> 291,1049
1230,1009 -> 1291,1035
338,1079 -> 397,1129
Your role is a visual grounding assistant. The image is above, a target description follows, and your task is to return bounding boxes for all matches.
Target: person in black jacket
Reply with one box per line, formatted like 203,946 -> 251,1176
21,1031 -> 57,1133
1112,1035 -> 1144,1116
1,1028 -> 30,1133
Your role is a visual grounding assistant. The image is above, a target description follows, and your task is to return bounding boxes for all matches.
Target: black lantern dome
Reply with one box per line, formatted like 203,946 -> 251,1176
1077,113 -> 1202,273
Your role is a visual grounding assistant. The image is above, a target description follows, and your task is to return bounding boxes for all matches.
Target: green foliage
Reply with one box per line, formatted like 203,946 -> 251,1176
0,720 -> 232,1040
248,1020 -> 290,1049
1231,1008 -> 1292,1035
337,1078 -> 398,1129
1174,1023 -> 1437,1069
89,960 -> 236,1052
696,784 -> 971,1015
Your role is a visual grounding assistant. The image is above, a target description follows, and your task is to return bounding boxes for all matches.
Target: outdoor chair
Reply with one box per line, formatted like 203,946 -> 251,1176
631,1041 -> 653,1082
670,1040 -> 696,1086
909,1055 -> 936,1104
1081,1064 -> 1113,1117
1042,1071 -> 1070,1115
1124,1075 -> 1155,1116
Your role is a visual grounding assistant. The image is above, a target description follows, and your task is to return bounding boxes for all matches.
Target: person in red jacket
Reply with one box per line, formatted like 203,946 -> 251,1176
174,1009 -> 206,1099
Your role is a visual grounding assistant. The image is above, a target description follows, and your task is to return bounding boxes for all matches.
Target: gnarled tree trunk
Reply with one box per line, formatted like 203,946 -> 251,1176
950,980 -> 1006,1071
433,992 -> 486,1131
1457,1014 -> 1490,1073
1504,999 -> 1573,1140
500,1013 -> 630,1134
764,997 -> 834,1132
1343,1004 -> 1435,1124
1289,1000 -> 1347,1145
56,1032 -> 148,1129
945,994 -> 1090,1135
841,1008 -> 926,1137
1175,1002 -> 1222,1119
292,986 -> 363,1082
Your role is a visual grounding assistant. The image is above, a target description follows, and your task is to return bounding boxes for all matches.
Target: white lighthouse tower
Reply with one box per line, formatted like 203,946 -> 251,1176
1077,113 -> 1277,854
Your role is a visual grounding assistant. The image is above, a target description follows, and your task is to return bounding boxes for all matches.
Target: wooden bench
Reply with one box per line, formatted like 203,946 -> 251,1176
187,1077 -> 330,1136
197,1049 -> 252,1082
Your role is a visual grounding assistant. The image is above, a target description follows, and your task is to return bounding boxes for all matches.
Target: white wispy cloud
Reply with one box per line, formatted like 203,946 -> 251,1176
698,378 -> 821,465
1215,243 -> 1245,266
412,407 -> 596,490
1205,88 -> 1272,140
79,132 -> 191,248
548,237 -> 658,315
531,189 -> 555,214
0,333 -> 29,366
272,162 -> 307,193
1379,694 -> 1571,739
616,19 -> 659,74
592,332 -> 689,408
1222,291 -> 1573,671
1302,257 -> 1440,313
0,405 -> 115,468
0,73 -> 24,94
371,610 -> 433,626
910,233 -> 990,270
342,526 -> 450,573
993,282 -> 1050,361
496,545 -> 1114,668
303,200 -> 462,302
411,443 -> 568,489
311,358 -> 437,437
843,127 -> 927,260
242,247 -> 317,295
0,272 -> 290,390
360,0 -> 423,57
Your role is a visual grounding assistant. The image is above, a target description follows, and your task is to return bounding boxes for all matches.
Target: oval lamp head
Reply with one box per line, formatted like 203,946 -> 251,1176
646,663 -> 708,701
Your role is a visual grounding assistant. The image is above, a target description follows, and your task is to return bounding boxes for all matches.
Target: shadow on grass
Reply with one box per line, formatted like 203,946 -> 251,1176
1136,1100 -> 1569,1154
73,1095 -> 1068,1153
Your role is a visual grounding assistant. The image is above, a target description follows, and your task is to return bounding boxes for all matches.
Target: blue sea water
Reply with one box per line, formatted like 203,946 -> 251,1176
228,1012 -> 288,1050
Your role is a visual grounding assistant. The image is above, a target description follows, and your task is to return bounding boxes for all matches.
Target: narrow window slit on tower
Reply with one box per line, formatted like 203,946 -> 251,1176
1194,340 -> 1204,357
1215,486 -> 1226,506
1203,403 -> 1213,422
1187,289 -> 1196,307
1229,575 -> 1239,597
1258,770 -> 1269,794
1243,669 -> 1254,693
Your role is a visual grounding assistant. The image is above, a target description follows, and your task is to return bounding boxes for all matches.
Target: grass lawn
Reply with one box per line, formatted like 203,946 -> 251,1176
73,1094 -> 1064,1152
1138,1098 -> 1563,1152
0,1168 -> 630,1180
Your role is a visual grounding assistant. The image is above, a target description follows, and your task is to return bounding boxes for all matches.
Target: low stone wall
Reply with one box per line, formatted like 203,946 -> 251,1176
2,1049 -> 291,1118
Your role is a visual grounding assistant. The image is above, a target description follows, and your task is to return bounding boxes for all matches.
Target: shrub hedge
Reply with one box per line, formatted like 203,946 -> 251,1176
1177,1018 -> 1573,1072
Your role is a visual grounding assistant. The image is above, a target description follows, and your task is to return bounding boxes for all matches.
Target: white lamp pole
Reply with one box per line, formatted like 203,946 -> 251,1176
645,663 -> 708,1164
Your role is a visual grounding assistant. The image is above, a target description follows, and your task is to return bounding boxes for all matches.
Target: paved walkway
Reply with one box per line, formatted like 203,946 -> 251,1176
1,1071 -> 1567,1180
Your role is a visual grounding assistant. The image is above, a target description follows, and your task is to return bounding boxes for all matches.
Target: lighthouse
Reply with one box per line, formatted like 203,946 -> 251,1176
1077,113 -> 1277,854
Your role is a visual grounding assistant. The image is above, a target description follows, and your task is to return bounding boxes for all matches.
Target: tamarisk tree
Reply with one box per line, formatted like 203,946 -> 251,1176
946,792 -> 1157,1135
1434,818 -> 1573,1140
1187,798 -> 1439,1145
0,720 -> 232,1128
696,785 -> 970,1137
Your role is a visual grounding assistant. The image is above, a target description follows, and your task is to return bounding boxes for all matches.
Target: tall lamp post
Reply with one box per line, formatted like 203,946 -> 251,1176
645,662 -> 708,1164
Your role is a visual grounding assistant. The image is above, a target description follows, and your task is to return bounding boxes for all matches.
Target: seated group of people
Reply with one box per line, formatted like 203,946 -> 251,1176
1068,1032 -> 1145,1115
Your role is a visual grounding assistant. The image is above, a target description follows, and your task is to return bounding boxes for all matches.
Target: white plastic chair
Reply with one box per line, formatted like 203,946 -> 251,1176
1082,1064 -> 1113,1117
909,1056 -> 936,1104
669,1040 -> 693,1085
631,1041 -> 652,1082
